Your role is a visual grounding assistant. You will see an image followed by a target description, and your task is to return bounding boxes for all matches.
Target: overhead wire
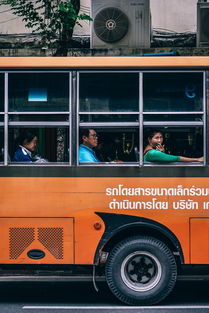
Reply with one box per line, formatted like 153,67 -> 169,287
0,17 -> 18,24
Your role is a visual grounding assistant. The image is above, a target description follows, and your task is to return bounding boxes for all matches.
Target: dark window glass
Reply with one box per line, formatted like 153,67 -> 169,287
9,127 -> 69,163
9,73 -> 69,112
143,114 -> 203,122
80,114 -> 139,123
0,74 -> 4,112
9,114 -> 69,122
79,127 -> 139,163
80,73 -> 139,112
144,126 -> 203,159
0,115 -> 3,122
144,73 -> 203,112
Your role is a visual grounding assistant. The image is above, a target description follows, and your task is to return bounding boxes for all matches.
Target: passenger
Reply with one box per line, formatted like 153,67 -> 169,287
144,130 -> 203,163
79,129 -> 100,163
13,130 -> 38,162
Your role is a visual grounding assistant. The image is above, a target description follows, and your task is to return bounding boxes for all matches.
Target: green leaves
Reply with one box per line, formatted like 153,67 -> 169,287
0,0 -> 92,50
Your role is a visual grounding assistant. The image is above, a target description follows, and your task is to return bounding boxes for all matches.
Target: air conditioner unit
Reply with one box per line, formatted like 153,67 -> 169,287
197,1 -> 209,47
91,0 -> 151,49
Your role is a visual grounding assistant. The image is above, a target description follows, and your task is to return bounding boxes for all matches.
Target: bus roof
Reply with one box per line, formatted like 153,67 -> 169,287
0,56 -> 209,68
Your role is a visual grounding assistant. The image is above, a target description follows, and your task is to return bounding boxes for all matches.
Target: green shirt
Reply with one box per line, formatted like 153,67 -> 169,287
144,149 -> 181,163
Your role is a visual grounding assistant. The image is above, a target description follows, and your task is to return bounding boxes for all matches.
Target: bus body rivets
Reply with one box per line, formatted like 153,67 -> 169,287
94,222 -> 102,230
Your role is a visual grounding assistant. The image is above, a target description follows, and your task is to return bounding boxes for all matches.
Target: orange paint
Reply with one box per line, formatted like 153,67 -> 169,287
0,177 -> 209,264
0,56 -> 208,68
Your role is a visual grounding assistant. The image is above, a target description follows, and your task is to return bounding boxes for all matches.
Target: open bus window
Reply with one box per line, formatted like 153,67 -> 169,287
79,73 -> 139,112
8,73 -> 69,112
143,127 -> 203,164
79,128 -> 139,164
9,127 -> 69,163
143,72 -> 203,112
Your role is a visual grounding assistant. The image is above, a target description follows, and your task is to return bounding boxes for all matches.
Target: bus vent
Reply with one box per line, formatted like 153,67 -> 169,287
38,228 -> 64,259
9,228 -> 35,259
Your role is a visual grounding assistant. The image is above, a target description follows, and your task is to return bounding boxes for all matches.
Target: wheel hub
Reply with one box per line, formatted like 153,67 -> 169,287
129,257 -> 155,283
121,251 -> 162,292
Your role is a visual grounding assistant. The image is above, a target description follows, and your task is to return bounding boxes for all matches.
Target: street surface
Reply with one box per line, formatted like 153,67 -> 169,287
0,279 -> 209,313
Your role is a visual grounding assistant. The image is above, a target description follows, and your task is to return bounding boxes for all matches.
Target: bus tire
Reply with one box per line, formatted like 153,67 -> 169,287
105,236 -> 177,305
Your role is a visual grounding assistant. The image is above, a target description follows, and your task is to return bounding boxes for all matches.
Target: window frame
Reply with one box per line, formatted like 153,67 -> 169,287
78,70 -> 206,167
0,68 -> 206,167
142,70 -> 206,167
77,70 -> 141,166
2,70 -> 72,166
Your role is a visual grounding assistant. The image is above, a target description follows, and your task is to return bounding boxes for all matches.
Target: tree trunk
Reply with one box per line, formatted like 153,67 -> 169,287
55,0 -> 80,56
71,0 -> 80,14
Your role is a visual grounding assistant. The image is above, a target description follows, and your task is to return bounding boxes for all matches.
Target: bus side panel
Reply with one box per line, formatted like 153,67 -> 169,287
190,218 -> 209,264
0,177 -> 209,264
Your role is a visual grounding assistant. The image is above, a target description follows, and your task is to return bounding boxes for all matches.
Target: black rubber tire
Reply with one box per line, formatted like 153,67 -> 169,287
105,236 -> 177,305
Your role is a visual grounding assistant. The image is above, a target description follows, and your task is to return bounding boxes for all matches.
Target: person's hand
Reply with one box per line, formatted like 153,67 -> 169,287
197,156 -> 204,162
156,144 -> 165,152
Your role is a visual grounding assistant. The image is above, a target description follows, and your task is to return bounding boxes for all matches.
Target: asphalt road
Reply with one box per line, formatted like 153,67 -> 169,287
0,280 -> 209,313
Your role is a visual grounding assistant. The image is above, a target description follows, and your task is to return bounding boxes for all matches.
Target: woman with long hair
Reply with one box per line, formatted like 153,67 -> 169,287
144,130 -> 203,163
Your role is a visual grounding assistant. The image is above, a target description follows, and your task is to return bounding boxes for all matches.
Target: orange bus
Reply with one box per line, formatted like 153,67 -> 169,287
0,56 -> 208,305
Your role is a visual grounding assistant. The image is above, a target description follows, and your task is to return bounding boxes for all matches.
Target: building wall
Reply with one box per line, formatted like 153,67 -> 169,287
0,0 -> 199,35
150,0 -> 197,33
0,5 -> 30,34
73,0 -> 91,36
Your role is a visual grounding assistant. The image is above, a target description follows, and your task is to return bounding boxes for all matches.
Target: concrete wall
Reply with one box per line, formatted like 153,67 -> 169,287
150,0 -> 197,33
0,6 -> 29,34
73,0 -> 91,36
0,0 -> 199,35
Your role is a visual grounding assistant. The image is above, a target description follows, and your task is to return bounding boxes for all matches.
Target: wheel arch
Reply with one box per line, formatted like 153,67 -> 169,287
94,212 -> 184,266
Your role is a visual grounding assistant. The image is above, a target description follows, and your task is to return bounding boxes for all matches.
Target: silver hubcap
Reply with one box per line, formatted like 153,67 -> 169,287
121,251 -> 162,292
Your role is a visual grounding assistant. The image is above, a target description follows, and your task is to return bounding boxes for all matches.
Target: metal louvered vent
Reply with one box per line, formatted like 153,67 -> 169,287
9,228 -> 35,259
38,228 -> 64,259
94,7 -> 129,43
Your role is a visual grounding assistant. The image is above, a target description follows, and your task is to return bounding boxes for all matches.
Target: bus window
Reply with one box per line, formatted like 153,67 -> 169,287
143,126 -> 203,164
79,72 -> 139,165
79,73 -> 139,112
143,114 -> 203,122
79,128 -> 139,163
80,114 -> 139,123
9,127 -> 69,163
143,72 -> 203,112
5,71 -> 71,165
9,114 -> 69,122
8,73 -> 69,112
143,72 -> 204,165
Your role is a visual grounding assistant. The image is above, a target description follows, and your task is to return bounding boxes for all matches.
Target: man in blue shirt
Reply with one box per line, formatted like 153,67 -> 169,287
79,129 -> 100,163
